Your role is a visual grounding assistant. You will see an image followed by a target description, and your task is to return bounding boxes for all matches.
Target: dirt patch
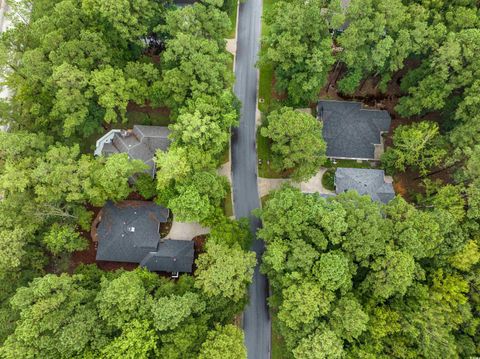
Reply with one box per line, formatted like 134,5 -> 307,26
126,102 -> 170,116
127,191 -> 148,201
193,235 -> 207,254
69,235 -> 139,273
393,164 -> 458,202
271,74 -> 288,101
191,235 -> 207,275
160,211 -> 173,238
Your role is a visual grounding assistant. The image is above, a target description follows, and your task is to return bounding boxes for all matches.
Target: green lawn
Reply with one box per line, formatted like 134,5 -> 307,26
223,186 -> 234,217
125,111 -> 171,127
257,0 -> 276,113
323,158 -> 373,169
258,61 -> 274,113
219,143 -> 230,165
228,0 -> 238,38
271,311 -> 290,359
322,168 -> 336,191
260,194 -> 271,208
81,128 -> 105,153
257,127 -> 285,178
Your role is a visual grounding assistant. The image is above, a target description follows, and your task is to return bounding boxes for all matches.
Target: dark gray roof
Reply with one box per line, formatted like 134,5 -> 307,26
95,201 -> 194,273
317,100 -> 391,160
140,240 -> 194,273
103,125 -> 171,177
335,168 -> 395,204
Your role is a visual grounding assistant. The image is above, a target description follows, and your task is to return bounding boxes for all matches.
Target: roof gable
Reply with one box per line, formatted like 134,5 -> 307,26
140,240 -> 195,273
335,168 -> 395,204
95,201 -> 167,261
97,125 -> 171,177
94,201 -> 194,273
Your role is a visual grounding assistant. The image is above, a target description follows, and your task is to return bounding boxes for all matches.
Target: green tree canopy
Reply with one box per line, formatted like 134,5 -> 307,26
259,0 -> 334,104
160,33 -> 233,110
381,121 -> 447,175
261,107 -> 326,181
338,0 -> 440,93
258,186 -> 478,356
195,242 -> 256,302
198,324 -> 247,359
160,2 -> 231,46
41,223 -> 88,256
0,274 -> 103,359
0,0 -> 164,139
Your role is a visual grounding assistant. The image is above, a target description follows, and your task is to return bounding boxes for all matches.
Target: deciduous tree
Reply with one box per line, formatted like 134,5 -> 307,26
198,324 -> 247,359
381,121 -> 446,175
259,0 -> 334,104
195,242 -> 256,302
42,224 -> 88,255
261,108 -> 326,181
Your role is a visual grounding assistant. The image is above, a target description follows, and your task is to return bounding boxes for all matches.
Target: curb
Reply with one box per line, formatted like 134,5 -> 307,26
232,0 -> 240,74
229,0 -> 241,219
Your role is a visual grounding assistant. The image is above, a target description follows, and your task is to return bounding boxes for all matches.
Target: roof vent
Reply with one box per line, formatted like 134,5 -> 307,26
127,226 -> 136,232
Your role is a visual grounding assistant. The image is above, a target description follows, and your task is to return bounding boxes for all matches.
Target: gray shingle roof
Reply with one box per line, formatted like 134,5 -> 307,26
99,125 -> 171,177
335,168 -> 395,204
140,240 -> 194,273
317,100 -> 391,160
95,201 -> 194,273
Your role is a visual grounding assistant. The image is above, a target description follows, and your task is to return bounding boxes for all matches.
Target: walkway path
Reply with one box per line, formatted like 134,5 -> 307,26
231,0 -> 271,356
258,168 -> 336,198
165,221 -> 210,241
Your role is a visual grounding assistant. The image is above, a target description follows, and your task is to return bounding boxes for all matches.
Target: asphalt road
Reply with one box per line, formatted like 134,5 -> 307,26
231,0 -> 271,357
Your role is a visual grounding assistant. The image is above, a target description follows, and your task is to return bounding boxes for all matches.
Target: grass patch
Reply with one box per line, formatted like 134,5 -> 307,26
219,143 -> 230,165
260,194 -> 271,208
323,158 -> 373,169
257,0 -> 276,113
81,128 -> 104,153
125,111 -> 170,127
228,0 -> 238,38
257,127 -> 285,178
223,186 -> 234,217
322,168 -> 336,191
271,311 -> 290,359
258,61 -> 274,113
228,52 -> 235,73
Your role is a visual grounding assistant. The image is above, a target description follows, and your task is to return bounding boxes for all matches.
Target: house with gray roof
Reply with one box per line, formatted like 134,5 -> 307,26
95,125 -> 171,177
92,201 -> 194,274
317,100 -> 391,161
335,168 -> 395,204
